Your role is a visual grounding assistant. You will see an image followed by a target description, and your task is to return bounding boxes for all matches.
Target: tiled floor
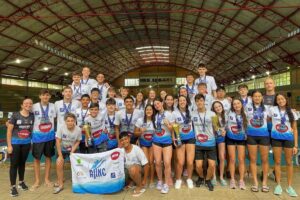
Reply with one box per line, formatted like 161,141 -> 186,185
0,164 -> 299,200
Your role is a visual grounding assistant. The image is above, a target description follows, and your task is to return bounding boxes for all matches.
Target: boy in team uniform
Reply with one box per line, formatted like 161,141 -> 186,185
75,94 -> 90,153
194,83 -> 214,111
214,86 -> 231,114
238,84 -> 252,107
80,66 -> 97,87
70,72 -> 90,100
194,63 -> 217,97
89,88 -> 107,116
91,73 -> 110,103
185,73 -> 197,99
104,98 -> 118,150
31,89 -> 56,190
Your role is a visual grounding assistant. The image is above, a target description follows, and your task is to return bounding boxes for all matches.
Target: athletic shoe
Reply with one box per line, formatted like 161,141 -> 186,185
156,181 -> 163,190
161,184 -> 169,194
274,185 -> 282,195
175,179 -> 182,189
149,183 -> 155,189
230,180 -> 236,189
286,186 -> 298,197
206,180 -> 214,191
186,179 -> 194,189
10,186 -> 18,197
196,177 -> 204,187
220,179 -> 227,186
239,180 -> 246,190
211,178 -> 217,186
18,182 -> 29,191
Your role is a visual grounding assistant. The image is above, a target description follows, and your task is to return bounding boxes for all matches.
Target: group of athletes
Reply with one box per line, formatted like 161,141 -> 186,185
6,63 -> 298,197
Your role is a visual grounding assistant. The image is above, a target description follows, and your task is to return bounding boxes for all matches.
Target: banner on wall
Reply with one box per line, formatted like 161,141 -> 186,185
70,148 -> 125,194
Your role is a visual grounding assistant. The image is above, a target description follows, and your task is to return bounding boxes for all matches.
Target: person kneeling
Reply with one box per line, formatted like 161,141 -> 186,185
119,132 -> 149,197
54,113 -> 81,194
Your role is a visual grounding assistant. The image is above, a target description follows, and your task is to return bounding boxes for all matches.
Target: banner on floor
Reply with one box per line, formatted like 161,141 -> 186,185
70,148 -> 125,194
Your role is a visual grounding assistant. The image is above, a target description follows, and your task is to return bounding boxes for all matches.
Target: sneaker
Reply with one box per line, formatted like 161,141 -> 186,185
211,178 -> 217,186
186,179 -> 194,189
230,180 -> 236,189
18,182 -> 29,191
183,169 -> 188,177
206,180 -> 214,191
161,184 -> 169,194
196,177 -> 204,187
274,185 -> 282,195
286,186 -> 298,197
156,181 -> 163,190
220,179 -> 227,186
10,186 -> 18,197
239,180 -> 246,190
149,183 -> 155,189
175,179 -> 182,189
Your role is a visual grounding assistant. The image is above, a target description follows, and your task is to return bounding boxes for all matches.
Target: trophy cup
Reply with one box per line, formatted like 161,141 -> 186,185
83,122 -> 93,146
212,116 -> 221,136
172,123 -> 182,147
0,146 -> 7,163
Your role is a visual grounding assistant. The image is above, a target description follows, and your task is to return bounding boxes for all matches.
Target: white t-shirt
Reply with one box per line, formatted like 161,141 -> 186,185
88,101 -> 107,116
90,83 -> 110,103
54,100 -> 81,130
114,109 -> 143,134
195,75 -> 217,95
115,98 -> 125,110
75,108 -> 90,127
135,118 -> 155,146
80,78 -> 97,88
55,125 -> 81,152
70,83 -> 90,100
192,94 -> 214,111
124,145 -> 148,169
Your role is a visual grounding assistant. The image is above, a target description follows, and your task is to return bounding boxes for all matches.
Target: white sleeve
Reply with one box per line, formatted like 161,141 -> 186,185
292,110 -> 299,121
267,107 -> 273,118
76,127 -> 82,141
55,126 -> 63,139
136,146 -> 148,166
135,118 -> 143,128
114,111 -> 121,126
211,76 -> 217,91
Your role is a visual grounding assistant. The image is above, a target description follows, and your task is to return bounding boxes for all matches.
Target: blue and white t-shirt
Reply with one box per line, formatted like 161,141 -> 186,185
70,83 -> 90,100
104,113 -> 117,149
135,118 -> 155,147
226,111 -> 247,141
55,100 -> 81,131
153,111 -> 175,144
245,104 -> 269,137
75,108 -> 90,143
194,75 -> 217,96
84,114 -> 107,146
172,109 -> 194,141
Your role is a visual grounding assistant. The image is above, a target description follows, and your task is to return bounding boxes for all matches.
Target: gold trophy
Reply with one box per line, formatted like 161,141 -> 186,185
83,122 -> 93,146
212,116 -> 221,136
172,123 -> 182,147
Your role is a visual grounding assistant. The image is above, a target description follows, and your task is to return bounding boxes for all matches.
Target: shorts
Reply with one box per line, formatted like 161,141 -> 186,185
195,146 -> 216,160
153,142 -> 172,148
79,142 -> 88,154
271,139 -> 294,148
130,137 -> 138,145
247,136 -> 270,146
87,142 -> 108,153
56,152 -> 70,160
181,138 -> 196,145
32,140 -> 55,160
226,137 -> 246,146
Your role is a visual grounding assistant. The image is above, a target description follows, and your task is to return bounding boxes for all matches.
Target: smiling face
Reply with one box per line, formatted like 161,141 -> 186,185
81,97 -> 90,108
149,90 -> 156,100
121,88 -> 129,98
252,91 -> 263,105
178,96 -> 187,110
120,135 -> 130,148
72,75 -> 81,84
165,95 -> 174,108
179,88 -> 188,97
197,67 -> 207,76
96,73 -> 105,84
264,78 -> 275,92
39,93 -> 51,104
213,102 -> 223,114
21,99 -> 33,112
276,94 -> 287,108
154,100 -> 163,111
125,98 -> 134,110
160,90 -> 167,100
62,88 -> 73,100
89,107 -> 99,117
232,99 -> 242,112
238,87 -> 248,97
195,98 -> 205,110
186,75 -> 194,84
65,117 -> 76,129
145,105 -> 154,118
106,103 -> 116,113
82,67 -> 90,78
216,89 -> 226,99
136,92 -> 144,102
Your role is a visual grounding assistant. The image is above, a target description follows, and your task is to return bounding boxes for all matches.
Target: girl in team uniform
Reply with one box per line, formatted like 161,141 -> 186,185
164,94 -> 175,112
270,94 -> 298,197
153,97 -> 174,194
145,89 -> 156,105
173,95 -> 195,189
245,90 -> 270,192
226,98 -> 247,190
134,104 -> 156,188
135,92 -> 145,112
211,101 -> 227,186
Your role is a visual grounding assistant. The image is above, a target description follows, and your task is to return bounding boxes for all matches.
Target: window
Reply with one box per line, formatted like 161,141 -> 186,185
2,78 -> 26,86
176,77 -> 186,85
28,81 -> 47,88
1,77 -> 62,90
48,84 -> 63,90
125,78 -> 139,87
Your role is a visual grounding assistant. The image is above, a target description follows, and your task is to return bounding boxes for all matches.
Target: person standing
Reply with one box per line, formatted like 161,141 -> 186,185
194,63 -> 217,97
81,66 -> 97,87
91,73 -> 110,103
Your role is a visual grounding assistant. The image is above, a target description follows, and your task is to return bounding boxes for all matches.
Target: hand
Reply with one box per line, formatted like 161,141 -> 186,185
56,156 -> 64,167
141,127 -> 147,132
104,83 -> 110,88
7,145 -> 13,154
293,147 -> 298,155
172,139 -> 177,147
85,140 -> 88,147
221,128 -> 226,137
163,119 -> 169,126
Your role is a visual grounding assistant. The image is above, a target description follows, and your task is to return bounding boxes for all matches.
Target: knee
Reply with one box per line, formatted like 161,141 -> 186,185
285,159 -> 292,167
129,165 -> 140,174
229,156 -> 235,164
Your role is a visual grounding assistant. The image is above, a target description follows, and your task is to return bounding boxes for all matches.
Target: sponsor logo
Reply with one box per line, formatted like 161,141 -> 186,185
89,159 -> 106,179
108,133 -> 116,139
76,171 -> 84,177
230,116 -> 233,120
60,108 -> 64,112
156,129 -> 165,137
39,123 -> 52,133
111,151 -> 120,160
182,125 -> 191,133
250,119 -> 263,128
17,130 -> 30,138
111,172 -> 116,178
193,117 -> 198,122
197,134 -> 208,142
16,120 -> 22,125
275,124 -> 288,133
92,130 -> 102,138
177,118 -> 182,121
230,125 -> 240,134
143,133 -> 153,141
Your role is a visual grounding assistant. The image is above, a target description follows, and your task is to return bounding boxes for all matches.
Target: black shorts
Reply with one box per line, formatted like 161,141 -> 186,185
182,138 -> 196,145
56,152 -> 70,160
153,142 -> 172,148
130,137 -> 138,145
32,140 -> 55,160
87,142 -> 108,153
271,139 -> 294,148
79,142 -> 88,154
226,137 -> 246,146
247,136 -> 270,146
195,146 -> 216,160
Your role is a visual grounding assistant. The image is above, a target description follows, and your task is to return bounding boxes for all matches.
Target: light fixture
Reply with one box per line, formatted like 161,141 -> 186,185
266,71 -> 270,75
64,72 -> 69,76
15,59 -> 21,64
287,66 -> 290,70
241,78 -> 244,82
43,67 -> 49,71
232,80 -> 236,84
149,85 -> 152,88
252,75 -> 256,79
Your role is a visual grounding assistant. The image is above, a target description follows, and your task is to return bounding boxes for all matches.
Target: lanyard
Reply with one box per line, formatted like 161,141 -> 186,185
108,114 -> 115,128
199,76 -> 206,83
156,112 -> 165,129
81,78 -> 89,85
73,84 -> 81,95
186,84 -> 195,94
98,84 -> 104,100
198,111 -> 206,132
125,111 -> 134,131
241,97 -> 248,106
40,103 -> 49,119
63,102 -> 72,114
179,110 -> 189,124
81,109 -> 88,122
235,113 -> 243,130
279,108 -> 287,125
253,106 -> 264,120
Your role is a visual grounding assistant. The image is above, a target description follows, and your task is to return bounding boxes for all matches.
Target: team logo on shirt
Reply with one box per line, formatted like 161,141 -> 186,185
92,130 -> 102,138
111,151 -> 120,160
197,134 -> 208,142
230,116 -> 233,120
181,124 -> 191,133
108,132 -> 116,140
17,130 -> 30,138
193,117 -> 198,122
230,125 -> 240,134
275,124 -> 288,133
143,132 -> 153,141
39,123 -> 53,133
250,119 -> 263,128
156,129 -> 165,136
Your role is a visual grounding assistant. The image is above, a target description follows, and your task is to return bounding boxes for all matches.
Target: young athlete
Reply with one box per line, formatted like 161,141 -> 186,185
164,94 -> 175,112
91,73 -> 110,103
104,98 -> 118,150
70,72 -> 90,100
185,73 -> 197,99
135,92 -> 145,112
238,84 -> 252,107
194,63 -> 217,97
7,98 -> 34,197
145,89 -> 156,105
196,83 -> 214,110
214,86 -> 231,114
160,90 -> 167,101
89,88 -> 107,116
81,66 -> 97,87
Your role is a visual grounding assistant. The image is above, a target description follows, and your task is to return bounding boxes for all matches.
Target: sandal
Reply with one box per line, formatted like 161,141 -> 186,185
262,185 -> 270,193
53,186 -> 64,194
53,183 -> 60,188
251,185 -> 259,192
132,188 -> 146,197
29,184 -> 40,191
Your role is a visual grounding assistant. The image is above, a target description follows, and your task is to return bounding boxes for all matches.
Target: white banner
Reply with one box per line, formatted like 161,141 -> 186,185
70,148 -> 125,194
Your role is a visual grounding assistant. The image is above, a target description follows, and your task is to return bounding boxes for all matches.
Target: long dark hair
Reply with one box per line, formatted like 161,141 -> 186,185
178,86 -> 192,106
135,91 -> 145,109
153,97 -> 164,112
177,95 -> 191,123
231,98 -> 248,130
274,93 -> 295,123
251,90 -> 265,112
143,104 -> 156,129
163,94 -> 174,111
211,101 -> 225,126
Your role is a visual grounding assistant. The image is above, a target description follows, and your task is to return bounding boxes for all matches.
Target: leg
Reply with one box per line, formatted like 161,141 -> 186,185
175,144 -> 185,180
18,144 -> 31,183
56,157 -> 64,188
283,147 -> 293,187
218,143 -> 226,180
153,144 -> 163,182
273,147 -> 282,185
259,145 -> 269,187
141,147 -> 150,186
207,159 -> 216,180
44,140 -> 55,185
44,157 -> 52,185
185,144 -> 195,179
247,144 -> 258,186
162,146 -> 173,185
237,145 -> 246,181
10,144 -> 21,186
148,147 -> 155,184
128,165 -> 143,192
227,145 -> 236,181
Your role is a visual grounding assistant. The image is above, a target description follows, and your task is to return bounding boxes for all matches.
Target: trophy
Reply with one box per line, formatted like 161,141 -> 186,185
172,123 -> 182,147
0,146 -> 7,163
83,122 -> 93,146
212,116 -> 221,136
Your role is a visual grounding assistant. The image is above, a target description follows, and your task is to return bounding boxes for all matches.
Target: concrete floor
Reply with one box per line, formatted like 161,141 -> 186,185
0,164 -> 299,200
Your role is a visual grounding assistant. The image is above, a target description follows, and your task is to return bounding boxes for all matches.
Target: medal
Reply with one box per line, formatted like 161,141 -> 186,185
198,112 -> 206,132
125,112 -> 133,132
